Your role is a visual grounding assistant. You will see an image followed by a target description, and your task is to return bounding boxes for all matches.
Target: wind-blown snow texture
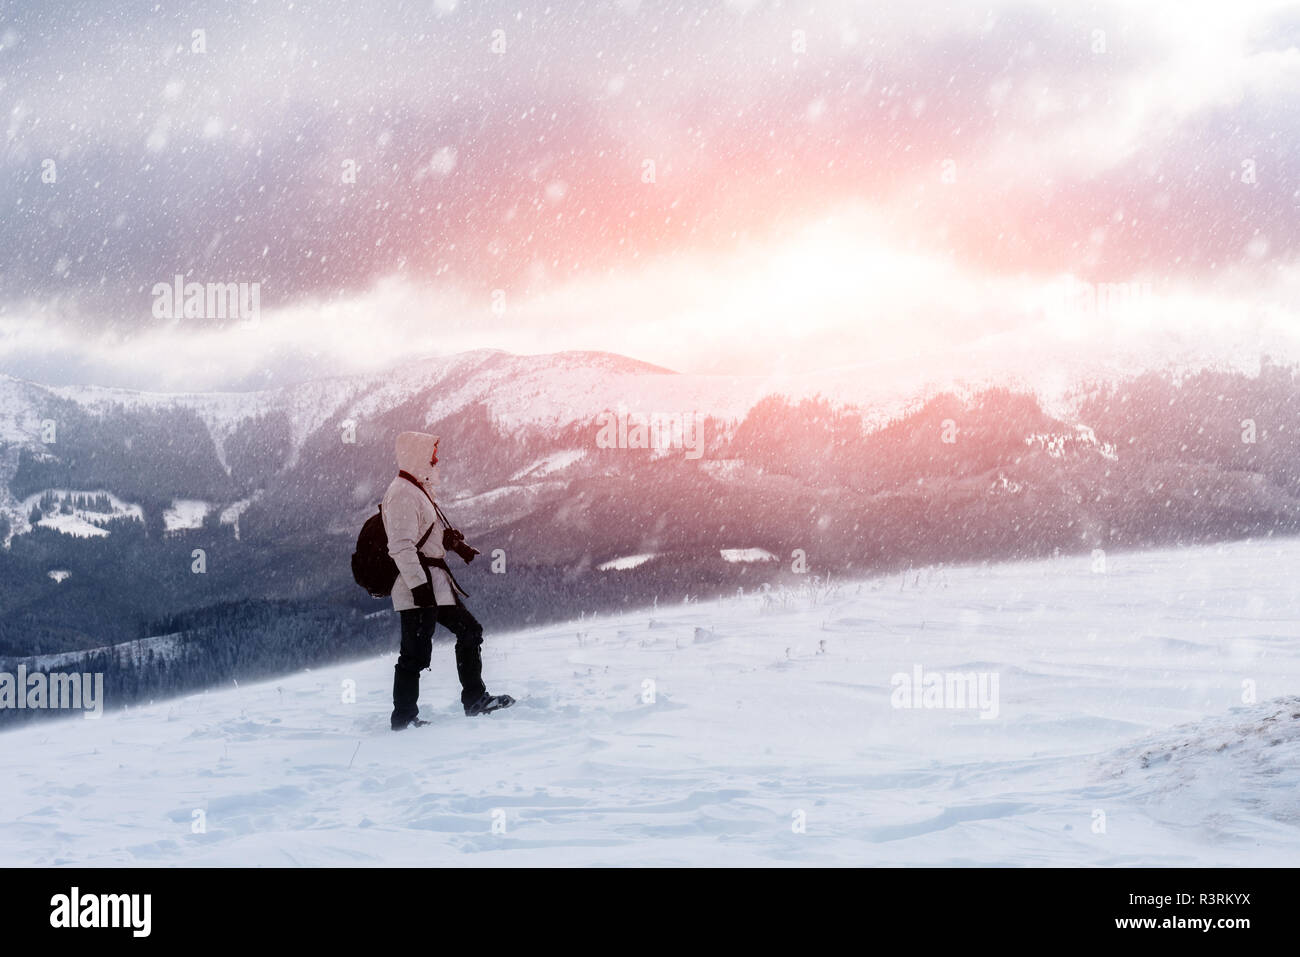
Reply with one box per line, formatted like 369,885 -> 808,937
2,537 -> 1297,866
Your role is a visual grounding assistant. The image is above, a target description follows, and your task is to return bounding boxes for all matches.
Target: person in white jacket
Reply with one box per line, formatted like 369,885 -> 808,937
384,431 -> 513,728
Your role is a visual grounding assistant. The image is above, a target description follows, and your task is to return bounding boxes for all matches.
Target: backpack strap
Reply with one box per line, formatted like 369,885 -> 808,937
422,556 -> 470,599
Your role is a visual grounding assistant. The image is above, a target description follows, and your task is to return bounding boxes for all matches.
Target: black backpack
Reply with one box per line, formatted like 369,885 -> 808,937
351,505 -> 435,598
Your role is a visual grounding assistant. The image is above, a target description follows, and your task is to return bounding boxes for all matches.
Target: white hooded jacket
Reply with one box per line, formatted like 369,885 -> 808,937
382,431 -> 457,611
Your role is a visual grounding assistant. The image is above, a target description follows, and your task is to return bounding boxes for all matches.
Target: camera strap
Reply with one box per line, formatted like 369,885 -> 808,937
399,470 -> 470,598
380,501 -> 437,551
398,470 -> 462,535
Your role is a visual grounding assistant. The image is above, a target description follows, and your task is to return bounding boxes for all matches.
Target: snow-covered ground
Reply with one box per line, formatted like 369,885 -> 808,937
1,537 -> 1298,866
510,449 -> 587,480
598,553 -> 658,570
720,547 -> 777,563
162,499 -> 212,531
21,633 -> 187,673
12,489 -> 143,541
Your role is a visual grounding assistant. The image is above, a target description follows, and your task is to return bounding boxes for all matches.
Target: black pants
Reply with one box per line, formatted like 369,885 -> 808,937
391,602 -> 487,727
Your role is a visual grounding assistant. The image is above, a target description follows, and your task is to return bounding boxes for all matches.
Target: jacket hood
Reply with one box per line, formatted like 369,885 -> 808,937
395,431 -> 440,489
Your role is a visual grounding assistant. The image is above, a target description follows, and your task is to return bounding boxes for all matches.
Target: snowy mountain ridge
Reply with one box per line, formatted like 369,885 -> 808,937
5,346 -> 1299,672
0,346 -> 1028,536
1,344 -> 1187,467
5,340 -> 1279,487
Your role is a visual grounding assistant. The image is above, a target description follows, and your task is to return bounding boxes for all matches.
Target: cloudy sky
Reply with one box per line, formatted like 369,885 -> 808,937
1,0 -> 1298,391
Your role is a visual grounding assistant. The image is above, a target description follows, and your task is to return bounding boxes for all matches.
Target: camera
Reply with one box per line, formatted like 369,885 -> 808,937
443,527 -> 480,563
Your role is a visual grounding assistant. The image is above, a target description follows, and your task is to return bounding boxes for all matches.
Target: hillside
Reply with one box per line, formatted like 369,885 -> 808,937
1,536 -> 1296,866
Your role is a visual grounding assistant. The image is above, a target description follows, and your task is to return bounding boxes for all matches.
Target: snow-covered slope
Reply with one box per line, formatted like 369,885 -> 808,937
2,536 -> 1297,866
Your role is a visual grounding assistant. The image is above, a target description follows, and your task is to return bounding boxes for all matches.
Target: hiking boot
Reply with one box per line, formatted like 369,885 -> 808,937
392,716 -> 431,731
464,692 -> 516,716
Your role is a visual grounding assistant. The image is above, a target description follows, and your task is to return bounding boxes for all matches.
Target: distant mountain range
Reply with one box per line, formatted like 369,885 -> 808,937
2,348 -> 1299,672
